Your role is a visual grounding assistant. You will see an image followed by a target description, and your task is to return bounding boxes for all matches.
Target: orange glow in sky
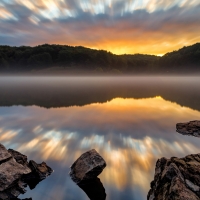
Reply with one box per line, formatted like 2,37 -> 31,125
0,0 -> 200,54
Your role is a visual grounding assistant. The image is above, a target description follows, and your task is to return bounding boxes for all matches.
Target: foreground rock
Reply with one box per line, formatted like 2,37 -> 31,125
0,143 -> 53,200
69,149 -> 106,184
176,120 -> 200,137
70,149 -> 106,200
148,154 -> 200,200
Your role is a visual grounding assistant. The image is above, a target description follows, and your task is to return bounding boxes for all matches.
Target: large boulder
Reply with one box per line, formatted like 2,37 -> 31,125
176,120 -> 200,137
0,157 -> 31,191
148,154 -> 200,200
0,143 -> 53,200
69,149 -> 106,184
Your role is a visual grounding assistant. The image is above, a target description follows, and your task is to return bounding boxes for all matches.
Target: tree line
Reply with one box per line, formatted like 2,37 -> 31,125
0,43 -> 199,74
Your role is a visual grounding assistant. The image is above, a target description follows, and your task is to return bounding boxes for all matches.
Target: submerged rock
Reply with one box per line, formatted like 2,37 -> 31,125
78,178 -> 106,200
176,120 -> 200,137
70,149 -> 107,200
0,143 -> 53,200
148,154 -> 200,200
69,149 -> 106,184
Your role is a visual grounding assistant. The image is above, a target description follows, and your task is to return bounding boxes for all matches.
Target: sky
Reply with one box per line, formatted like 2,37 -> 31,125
0,0 -> 200,55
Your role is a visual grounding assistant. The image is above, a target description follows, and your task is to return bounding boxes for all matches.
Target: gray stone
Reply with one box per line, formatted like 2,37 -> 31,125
186,179 -> 200,192
0,158 -> 31,191
176,120 -> 200,137
28,160 -> 53,180
69,149 -> 106,184
148,154 -> 200,200
0,143 -> 53,200
8,149 -> 28,166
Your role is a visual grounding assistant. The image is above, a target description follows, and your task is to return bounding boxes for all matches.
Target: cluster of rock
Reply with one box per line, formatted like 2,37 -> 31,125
148,120 -> 200,200
69,149 -> 106,200
0,143 -> 53,200
176,120 -> 200,137
148,154 -> 200,200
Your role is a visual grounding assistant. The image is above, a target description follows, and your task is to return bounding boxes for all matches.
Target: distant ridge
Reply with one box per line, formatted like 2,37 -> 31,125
0,43 -> 199,74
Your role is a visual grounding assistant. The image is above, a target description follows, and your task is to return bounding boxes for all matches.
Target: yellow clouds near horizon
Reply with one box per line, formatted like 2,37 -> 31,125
0,0 -> 200,54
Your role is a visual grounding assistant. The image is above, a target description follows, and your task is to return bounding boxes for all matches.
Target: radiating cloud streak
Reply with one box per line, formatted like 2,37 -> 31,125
0,0 -> 200,54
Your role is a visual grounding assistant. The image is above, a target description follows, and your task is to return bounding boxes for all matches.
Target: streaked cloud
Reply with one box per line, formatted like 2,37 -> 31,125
0,0 -> 200,54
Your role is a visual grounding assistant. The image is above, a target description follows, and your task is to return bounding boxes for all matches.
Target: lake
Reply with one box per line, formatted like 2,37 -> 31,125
0,76 -> 200,200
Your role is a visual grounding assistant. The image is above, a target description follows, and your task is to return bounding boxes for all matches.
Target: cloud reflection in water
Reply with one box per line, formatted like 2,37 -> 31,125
0,97 -> 200,200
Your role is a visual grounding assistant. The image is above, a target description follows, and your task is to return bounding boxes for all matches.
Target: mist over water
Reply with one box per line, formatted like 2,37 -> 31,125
0,76 -> 200,110
0,76 -> 200,200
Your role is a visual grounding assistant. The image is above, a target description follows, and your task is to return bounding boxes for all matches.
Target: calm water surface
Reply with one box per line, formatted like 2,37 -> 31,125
0,76 -> 200,200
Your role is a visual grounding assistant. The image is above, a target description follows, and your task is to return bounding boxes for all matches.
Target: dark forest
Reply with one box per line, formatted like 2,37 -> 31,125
0,43 -> 199,74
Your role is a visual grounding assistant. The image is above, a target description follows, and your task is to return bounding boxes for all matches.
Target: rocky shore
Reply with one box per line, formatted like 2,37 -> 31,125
0,143 -> 53,200
148,120 -> 200,200
148,154 -> 200,200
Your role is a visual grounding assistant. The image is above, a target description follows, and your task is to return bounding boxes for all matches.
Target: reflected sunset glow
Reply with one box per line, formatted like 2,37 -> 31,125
0,96 -> 200,199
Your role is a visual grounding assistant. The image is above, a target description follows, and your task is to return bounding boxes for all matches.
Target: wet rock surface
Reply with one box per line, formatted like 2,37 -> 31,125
69,149 -> 106,184
176,120 -> 200,137
148,154 -> 200,200
0,143 -> 53,200
70,149 -> 106,200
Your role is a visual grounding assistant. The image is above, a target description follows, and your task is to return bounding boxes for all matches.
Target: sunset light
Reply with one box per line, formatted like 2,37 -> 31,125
1,0 -> 200,54
0,1 -> 200,200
